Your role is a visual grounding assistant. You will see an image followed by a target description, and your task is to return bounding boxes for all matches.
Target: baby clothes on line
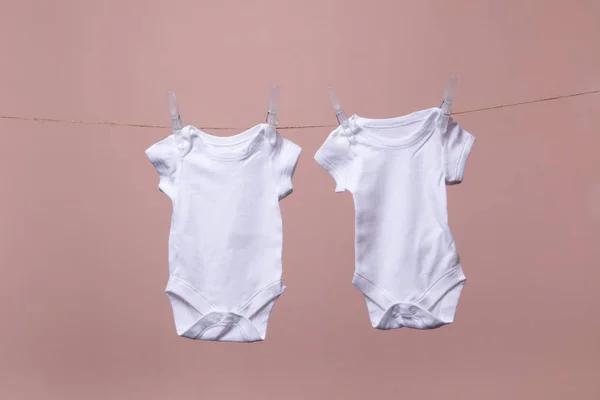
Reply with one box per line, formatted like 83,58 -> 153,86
146,123 -> 301,342
315,108 -> 474,330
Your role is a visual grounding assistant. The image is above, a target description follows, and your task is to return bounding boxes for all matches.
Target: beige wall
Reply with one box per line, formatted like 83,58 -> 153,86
1,1 -> 599,399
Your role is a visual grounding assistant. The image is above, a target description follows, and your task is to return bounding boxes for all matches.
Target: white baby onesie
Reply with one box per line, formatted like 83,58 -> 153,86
146,123 -> 301,342
315,108 -> 474,329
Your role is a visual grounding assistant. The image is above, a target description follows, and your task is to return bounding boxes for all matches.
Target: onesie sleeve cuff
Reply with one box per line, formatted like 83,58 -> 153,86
279,141 -> 302,199
454,133 -> 475,184
145,145 -> 164,172
314,150 -> 345,193
145,135 -> 177,198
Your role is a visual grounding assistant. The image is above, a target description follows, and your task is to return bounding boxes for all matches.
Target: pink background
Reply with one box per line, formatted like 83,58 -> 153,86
1,1 -> 600,399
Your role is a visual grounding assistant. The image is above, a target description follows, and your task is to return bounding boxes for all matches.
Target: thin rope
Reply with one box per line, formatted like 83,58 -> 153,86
1,89 -> 598,130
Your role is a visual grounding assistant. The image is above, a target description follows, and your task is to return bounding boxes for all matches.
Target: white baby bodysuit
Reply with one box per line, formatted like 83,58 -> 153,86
146,124 -> 301,342
315,108 -> 474,329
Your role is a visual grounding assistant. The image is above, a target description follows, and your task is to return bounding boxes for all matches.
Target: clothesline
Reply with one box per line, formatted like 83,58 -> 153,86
0,89 -> 597,131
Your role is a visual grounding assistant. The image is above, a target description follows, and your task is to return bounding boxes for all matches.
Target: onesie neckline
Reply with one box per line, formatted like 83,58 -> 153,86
351,107 -> 440,148
184,123 -> 267,161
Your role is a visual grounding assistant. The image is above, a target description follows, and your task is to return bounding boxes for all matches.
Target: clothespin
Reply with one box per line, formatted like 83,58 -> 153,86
167,91 -> 182,132
327,88 -> 355,145
439,76 -> 456,134
266,85 -> 280,144
328,87 -> 350,133
328,88 -> 357,152
167,91 -> 186,150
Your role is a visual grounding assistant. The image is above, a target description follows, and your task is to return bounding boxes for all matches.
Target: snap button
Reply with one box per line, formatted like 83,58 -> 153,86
392,305 -> 401,315
232,315 -> 241,323
213,313 -> 222,322
409,306 -> 418,315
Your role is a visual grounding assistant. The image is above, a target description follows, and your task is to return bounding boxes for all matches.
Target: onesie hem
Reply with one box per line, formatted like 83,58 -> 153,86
353,265 -> 466,330
165,276 -> 285,342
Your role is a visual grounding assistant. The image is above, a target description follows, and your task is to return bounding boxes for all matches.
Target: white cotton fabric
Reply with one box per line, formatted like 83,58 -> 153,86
146,124 -> 301,342
315,108 -> 474,329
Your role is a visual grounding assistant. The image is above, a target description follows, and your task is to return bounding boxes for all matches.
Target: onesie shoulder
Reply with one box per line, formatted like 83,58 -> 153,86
314,128 -> 353,192
271,134 -> 302,200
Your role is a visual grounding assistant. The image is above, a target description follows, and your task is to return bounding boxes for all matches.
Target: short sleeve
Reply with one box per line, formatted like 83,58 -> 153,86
145,135 -> 179,198
442,118 -> 475,185
314,129 -> 353,192
271,135 -> 302,200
